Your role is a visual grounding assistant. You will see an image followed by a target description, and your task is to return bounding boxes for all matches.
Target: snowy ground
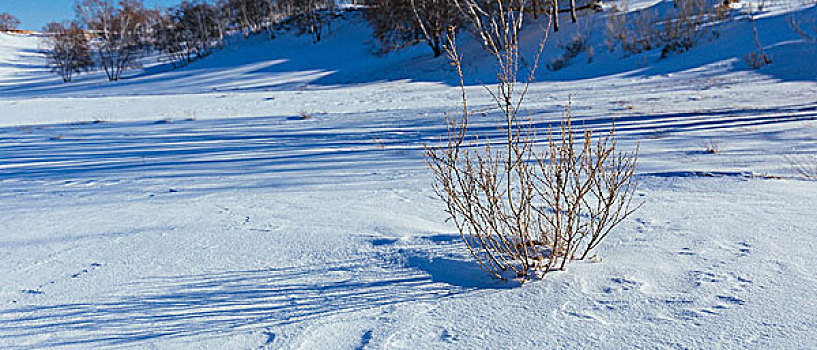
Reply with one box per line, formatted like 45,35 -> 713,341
1,2 -> 816,349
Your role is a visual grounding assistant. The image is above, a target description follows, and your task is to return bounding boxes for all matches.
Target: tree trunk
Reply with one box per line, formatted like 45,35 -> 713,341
533,0 -> 539,19
552,0 -> 560,32
570,0 -> 577,22
431,37 -> 442,57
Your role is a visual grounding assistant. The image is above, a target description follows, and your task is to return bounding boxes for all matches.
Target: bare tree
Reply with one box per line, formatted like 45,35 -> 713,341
218,0 -> 334,41
42,21 -> 95,82
75,0 -> 153,81
552,0 -> 560,31
410,0 -> 461,56
286,0 -> 336,43
365,0 -> 461,57
365,0 -> 422,54
158,1 -> 223,66
223,0 -> 269,36
151,10 -> 189,67
0,12 -> 21,31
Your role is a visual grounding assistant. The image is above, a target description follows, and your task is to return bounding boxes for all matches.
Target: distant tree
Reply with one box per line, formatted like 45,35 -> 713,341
365,0 -> 421,54
0,12 -> 21,31
222,0 -> 270,36
282,0 -> 336,43
152,9 -> 191,67
155,1 -> 224,67
365,0 -> 461,57
42,21 -> 95,82
74,0 -> 154,81
212,0 -> 336,43
410,0 -> 461,57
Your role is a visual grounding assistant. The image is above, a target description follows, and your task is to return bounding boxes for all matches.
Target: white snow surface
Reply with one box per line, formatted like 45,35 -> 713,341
1,2 -> 816,349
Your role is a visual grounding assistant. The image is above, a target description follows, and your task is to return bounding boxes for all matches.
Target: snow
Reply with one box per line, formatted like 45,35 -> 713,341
1,2 -> 816,349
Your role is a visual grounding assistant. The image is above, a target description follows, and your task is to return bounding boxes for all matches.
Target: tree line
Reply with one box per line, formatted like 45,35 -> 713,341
364,0 -> 591,58
43,0 -> 337,82
39,0 -> 612,83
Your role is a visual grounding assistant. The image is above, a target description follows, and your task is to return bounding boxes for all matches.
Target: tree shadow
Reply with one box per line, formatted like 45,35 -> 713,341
0,100 -> 813,187
0,257 -> 468,348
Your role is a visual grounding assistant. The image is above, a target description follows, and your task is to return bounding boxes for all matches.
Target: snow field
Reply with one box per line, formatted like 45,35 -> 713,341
0,1 -> 816,348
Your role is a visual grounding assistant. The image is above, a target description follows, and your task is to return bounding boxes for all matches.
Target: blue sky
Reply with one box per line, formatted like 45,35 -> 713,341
0,0 -> 182,30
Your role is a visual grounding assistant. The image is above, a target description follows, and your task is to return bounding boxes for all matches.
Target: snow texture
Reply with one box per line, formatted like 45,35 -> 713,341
0,2 -> 815,349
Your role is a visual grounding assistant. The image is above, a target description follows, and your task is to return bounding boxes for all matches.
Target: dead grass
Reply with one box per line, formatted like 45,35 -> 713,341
786,154 -> 817,179
606,0 -> 726,57
701,139 -> 722,154
298,110 -> 313,120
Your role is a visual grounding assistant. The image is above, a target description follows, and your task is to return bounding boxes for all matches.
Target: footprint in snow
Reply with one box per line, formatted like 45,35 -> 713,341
70,262 -> 103,279
440,329 -> 457,343
355,330 -> 373,350
682,269 -> 751,317
18,264 -> 102,296
256,329 -> 276,349
602,277 -> 643,293
689,270 -> 724,286
717,295 -> 745,305
696,295 -> 746,316
678,247 -> 697,256
736,241 -> 752,256
565,310 -> 598,321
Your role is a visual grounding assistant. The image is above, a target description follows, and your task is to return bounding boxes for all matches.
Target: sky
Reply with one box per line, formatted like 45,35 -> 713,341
0,0 -> 181,30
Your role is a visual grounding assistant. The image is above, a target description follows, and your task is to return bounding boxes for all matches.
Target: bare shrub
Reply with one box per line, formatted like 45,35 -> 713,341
298,110 -> 313,119
538,111 -> 640,266
605,5 -> 659,55
744,50 -> 772,68
547,33 -> 589,71
745,5 -> 771,68
659,0 -> 726,57
606,0 -> 726,57
426,7 -> 639,280
701,139 -> 721,154
788,3 -> 817,41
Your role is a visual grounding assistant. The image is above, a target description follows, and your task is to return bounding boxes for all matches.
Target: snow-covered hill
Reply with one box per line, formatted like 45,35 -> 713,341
0,2 -> 815,349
